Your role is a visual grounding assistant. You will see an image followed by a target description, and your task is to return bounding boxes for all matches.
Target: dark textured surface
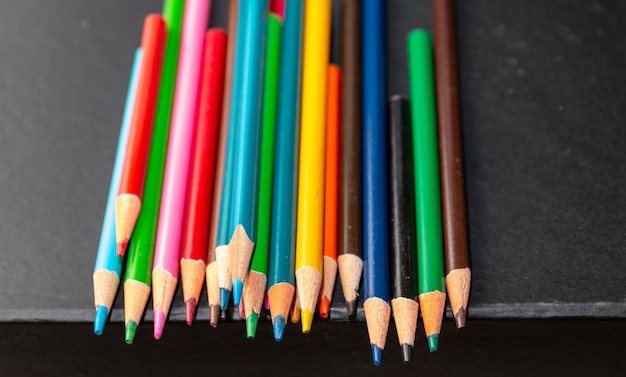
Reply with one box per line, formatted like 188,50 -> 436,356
0,0 -> 625,323
0,320 -> 625,376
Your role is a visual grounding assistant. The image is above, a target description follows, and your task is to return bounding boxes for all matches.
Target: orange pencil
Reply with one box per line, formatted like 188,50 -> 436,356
319,64 -> 341,318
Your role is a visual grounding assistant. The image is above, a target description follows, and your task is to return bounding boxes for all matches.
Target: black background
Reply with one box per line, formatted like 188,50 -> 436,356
0,0 -> 625,375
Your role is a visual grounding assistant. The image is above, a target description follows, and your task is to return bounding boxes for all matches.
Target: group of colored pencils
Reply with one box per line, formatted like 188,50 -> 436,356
92,0 -> 471,367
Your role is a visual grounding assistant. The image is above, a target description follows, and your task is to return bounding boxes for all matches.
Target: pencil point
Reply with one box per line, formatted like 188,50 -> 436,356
232,279 -> 244,306
220,288 -> 231,311
185,298 -> 197,325
301,309 -> 314,334
246,312 -> 259,339
273,315 -> 286,342
371,345 -> 383,366
154,308 -> 166,340
455,307 -> 467,328
401,344 -> 413,363
125,320 -> 138,344
427,334 -> 439,352
209,305 -> 220,328
346,299 -> 357,317
116,241 -> 128,257
93,305 -> 108,335
319,296 -> 330,318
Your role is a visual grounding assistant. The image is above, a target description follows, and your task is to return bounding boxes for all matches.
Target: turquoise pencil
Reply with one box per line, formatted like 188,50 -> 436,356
227,0 -> 268,307
266,0 -> 303,342
93,48 -> 142,335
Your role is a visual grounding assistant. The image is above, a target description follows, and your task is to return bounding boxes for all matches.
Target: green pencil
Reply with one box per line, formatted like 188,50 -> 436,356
242,12 -> 282,339
407,29 -> 447,353
123,0 -> 185,345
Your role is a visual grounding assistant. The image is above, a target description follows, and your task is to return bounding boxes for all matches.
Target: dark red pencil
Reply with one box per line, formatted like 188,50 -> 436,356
115,14 -> 166,257
180,29 -> 228,325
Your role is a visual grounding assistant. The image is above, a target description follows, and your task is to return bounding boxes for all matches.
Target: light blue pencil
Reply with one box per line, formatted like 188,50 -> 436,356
93,48 -> 143,335
227,0 -> 268,307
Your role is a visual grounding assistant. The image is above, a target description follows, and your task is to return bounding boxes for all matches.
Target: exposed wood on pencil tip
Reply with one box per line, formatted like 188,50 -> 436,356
123,279 -> 151,325
337,254 -> 363,306
391,297 -> 419,350
268,283 -> 295,323
243,271 -> 267,319
181,259 -> 207,308
418,290 -> 447,337
115,193 -> 141,244
152,266 -> 178,323
319,256 -> 337,317
446,267 -> 471,327
364,297 -> 392,351
93,270 -> 120,311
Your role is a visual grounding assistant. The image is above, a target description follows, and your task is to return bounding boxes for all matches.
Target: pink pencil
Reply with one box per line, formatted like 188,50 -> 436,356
152,0 -> 211,340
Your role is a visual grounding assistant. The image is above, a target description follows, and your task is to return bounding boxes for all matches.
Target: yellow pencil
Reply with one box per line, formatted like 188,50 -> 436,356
294,0 -> 332,334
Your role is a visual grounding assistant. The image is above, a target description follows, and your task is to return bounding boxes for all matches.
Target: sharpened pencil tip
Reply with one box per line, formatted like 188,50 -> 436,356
209,305 -> 220,328
125,320 -> 138,344
232,279 -> 244,306
455,307 -> 467,329
318,296 -> 330,318
371,345 -> 384,366
154,309 -> 166,340
273,315 -> 286,342
427,334 -> 439,352
246,312 -> 259,339
401,344 -> 413,363
301,309 -> 314,334
93,305 -> 108,335
220,288 -> 231,311
185,298 -> 197,325
116,240 -> 128,257
346,299 -> 357,317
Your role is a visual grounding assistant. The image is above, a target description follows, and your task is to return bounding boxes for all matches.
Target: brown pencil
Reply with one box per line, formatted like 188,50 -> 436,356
338,0 -> 363,317
433,0 -> 471,329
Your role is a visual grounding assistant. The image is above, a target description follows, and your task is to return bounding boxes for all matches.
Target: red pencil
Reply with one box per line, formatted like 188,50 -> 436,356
115,14 -> 167,257
180,29 -> 228,324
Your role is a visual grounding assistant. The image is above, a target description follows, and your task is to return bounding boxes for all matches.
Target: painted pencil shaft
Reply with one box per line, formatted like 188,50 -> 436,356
116,15 -> 167,256
180,29 -> 227,325
433,0 -> 471,329
295,0 -> 332,334
244,12 -> 282,339
227,0 -> 268,307
319,64 -> 341,319
152,0 -> 211,339
93,49 -> 143,336
338,0 -> 363,316
207,0 -> 238,326
267,0 -> 303,341
362,0 -> 390,367
123,0 -> 186,344
388,96 -> 418,362
408,29 -> 447,353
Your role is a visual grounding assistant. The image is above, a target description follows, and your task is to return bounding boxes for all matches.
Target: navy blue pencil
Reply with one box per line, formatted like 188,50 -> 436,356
362,0 -> 391,367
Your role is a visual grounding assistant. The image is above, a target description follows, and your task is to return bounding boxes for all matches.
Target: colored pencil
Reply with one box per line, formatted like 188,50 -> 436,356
115,15 -> 166,256
152,0 -> 211,340
266,0 -> 304,342
362,0 -> 391,367
123,0 -> 186,344
207,0 -> 239,327
294,0 -> 332,334
433,0 -> 471,329
388,96 -> 419,363
93,48 -> 142,336
243,11 -> 282,339
407,29 -> 447,353
226,0 -> 268,308
319,64 -> 340,319
180,28 -> 227,325
216,0 -> 250,310
338,0 -> 363,317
